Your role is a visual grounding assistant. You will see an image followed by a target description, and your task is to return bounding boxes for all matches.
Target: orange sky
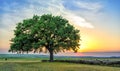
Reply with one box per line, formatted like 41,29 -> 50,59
77,27 -> 120,52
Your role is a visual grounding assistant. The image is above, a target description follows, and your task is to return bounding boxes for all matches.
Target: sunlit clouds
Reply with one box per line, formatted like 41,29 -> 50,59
65,14 -> 94,28
75,1 -> 102,12
0,0 -> 94,30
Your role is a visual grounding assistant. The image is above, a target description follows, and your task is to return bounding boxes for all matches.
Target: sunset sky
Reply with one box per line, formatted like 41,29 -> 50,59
0,0 -> 120,53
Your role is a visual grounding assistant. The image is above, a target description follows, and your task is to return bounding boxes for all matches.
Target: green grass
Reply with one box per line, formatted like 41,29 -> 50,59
0,62 -> 120,71
0,58 -> 41,62
0,55 -> 120,71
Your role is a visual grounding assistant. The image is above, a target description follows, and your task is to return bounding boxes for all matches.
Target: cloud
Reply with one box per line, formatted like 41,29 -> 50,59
65,14 -> 94,28
75,1 -> 102,12
0,0 -> 95,31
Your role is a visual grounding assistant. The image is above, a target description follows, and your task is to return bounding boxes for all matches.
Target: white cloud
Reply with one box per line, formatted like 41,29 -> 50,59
75,1 -> 102,12
0,0 -> 95,31
42,0 -> 94,28
65,14 -> 94,28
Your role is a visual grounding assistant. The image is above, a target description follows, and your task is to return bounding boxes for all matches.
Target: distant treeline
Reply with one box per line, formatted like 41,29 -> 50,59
42,60 -> 120,67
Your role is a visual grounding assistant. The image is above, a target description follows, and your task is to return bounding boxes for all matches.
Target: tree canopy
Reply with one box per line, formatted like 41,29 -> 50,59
10,14 -> 80,61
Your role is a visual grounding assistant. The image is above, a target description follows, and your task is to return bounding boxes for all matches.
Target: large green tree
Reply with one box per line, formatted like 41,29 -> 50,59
10,14 -> 80,61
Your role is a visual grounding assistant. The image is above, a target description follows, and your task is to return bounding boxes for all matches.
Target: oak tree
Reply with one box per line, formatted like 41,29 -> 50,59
10,14 -> 80,61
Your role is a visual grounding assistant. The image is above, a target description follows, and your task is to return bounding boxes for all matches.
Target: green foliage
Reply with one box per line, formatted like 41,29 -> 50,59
10,14 -> 80,61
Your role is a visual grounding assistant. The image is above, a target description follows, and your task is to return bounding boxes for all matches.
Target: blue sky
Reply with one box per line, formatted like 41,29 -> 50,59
0,0 -> 120,53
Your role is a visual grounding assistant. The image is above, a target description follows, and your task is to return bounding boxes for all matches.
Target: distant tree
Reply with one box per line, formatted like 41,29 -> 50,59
9,14 -> 80,62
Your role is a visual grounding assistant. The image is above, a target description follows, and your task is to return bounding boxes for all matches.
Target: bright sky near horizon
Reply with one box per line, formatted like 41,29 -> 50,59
0,0 -> 120,53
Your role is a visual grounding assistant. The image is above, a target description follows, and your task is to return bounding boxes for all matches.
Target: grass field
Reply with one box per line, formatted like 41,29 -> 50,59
0,54 -> 120,71
0,62 -> 120,71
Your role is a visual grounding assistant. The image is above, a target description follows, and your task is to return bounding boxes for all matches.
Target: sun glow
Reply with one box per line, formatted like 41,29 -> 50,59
78,34 -> 99,52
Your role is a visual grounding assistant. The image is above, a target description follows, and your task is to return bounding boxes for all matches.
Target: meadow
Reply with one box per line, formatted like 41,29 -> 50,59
1,62 -> 120,71
0,54 -> 120,71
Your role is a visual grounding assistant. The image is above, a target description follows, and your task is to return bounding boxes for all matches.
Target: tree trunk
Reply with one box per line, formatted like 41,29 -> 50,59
49,49 -> 54,62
